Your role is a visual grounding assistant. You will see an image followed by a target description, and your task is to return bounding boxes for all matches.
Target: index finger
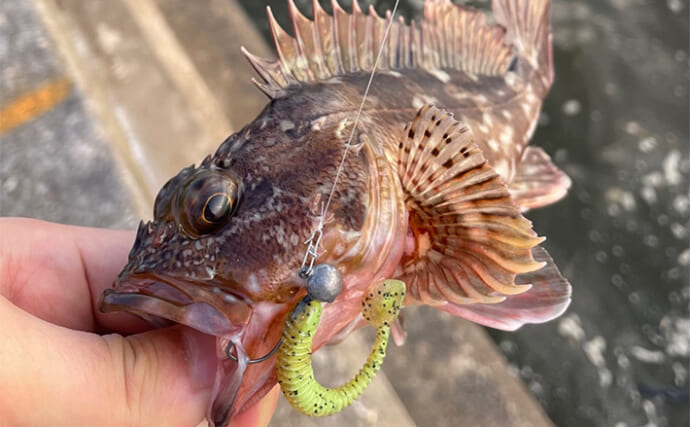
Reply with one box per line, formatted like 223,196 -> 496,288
0,217 -> 149,333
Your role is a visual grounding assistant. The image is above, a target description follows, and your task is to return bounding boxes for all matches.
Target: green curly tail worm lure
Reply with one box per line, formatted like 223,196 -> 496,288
277,278 -> 406,416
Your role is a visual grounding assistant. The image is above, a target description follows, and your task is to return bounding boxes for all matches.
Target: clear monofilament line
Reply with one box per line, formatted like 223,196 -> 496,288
303,0 -> 400,269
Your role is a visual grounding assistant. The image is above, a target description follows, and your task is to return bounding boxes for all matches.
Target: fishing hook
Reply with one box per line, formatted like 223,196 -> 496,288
224,338 -> 282,364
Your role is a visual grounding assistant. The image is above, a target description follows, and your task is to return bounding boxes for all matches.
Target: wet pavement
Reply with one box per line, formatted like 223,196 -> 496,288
0,0 -> 136,228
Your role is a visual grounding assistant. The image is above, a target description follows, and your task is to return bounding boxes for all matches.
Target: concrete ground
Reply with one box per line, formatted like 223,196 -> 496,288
0,1 -> 555,426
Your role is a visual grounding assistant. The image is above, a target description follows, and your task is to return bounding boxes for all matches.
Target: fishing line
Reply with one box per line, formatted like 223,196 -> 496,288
276,4 -> 406,412
301,0 -> 401,277
231,2 -> 404,366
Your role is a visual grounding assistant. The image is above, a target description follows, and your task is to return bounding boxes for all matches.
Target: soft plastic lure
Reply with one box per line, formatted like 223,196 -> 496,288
277,276 -> 405,416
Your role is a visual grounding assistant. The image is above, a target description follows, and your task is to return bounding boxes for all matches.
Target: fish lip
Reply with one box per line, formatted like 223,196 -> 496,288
100,273 -> 253,337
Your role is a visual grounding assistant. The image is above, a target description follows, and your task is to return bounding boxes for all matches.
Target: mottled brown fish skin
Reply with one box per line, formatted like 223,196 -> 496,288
279,64 -> 548,184
119,99 -> 372,302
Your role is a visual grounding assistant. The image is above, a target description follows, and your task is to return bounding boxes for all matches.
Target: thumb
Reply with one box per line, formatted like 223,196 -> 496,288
0,297 -> 218,427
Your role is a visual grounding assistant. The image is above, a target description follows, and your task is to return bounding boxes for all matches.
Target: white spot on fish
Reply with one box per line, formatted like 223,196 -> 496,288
223,294 -> 238,303
246,273 -> 261,295
429,69 -> 450,83
365,95 -> 380,106
482,112 -> 494,126
499,128 -> 513,144
501,110 -> 513,120
294,56 -> 309,71
412,95 -> 434,109
279,120 -> 295,131
493,159 -> 509,178
336,119 -> 352,138
488,139 -> 500,151
505,72 -> 518,87
475,95 -> 489,104
384,70 -> 402,77
451,88 -> 470,99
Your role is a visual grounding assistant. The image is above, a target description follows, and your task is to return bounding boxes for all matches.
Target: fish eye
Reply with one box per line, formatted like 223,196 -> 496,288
202,193 -> 232,224
177,170 -> 241,236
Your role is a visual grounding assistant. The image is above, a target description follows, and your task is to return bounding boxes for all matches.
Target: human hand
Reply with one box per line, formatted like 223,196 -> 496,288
0,218 -> 278,427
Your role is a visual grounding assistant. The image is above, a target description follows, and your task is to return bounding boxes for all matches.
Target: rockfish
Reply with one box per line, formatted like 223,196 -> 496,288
101,0 -> 572,425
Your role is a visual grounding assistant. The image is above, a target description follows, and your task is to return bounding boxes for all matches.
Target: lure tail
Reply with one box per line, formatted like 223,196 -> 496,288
277,279 -> 405,416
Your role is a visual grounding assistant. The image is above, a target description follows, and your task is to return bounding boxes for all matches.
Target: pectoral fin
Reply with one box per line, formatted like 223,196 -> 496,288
509,146 -> 571,211
397,105 -> 545,307
438,246 -> 572,330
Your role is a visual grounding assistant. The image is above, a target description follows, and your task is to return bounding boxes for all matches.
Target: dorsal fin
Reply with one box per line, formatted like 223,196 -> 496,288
242,0 -> 515,98
396,105 -> 545,306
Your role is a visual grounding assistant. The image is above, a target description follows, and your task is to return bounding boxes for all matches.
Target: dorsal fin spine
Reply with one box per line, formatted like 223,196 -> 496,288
267,6 -> 298,84
311,1 -> 332,79
246,0 -> 517,98
287,0 -> 319,80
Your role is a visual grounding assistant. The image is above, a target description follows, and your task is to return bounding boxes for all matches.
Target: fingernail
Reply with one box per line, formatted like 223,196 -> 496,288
182,328 -> 218,392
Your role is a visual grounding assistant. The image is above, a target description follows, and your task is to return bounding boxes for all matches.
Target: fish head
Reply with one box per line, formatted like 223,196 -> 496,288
100,110 -> 370,423
100,129 -> 327,337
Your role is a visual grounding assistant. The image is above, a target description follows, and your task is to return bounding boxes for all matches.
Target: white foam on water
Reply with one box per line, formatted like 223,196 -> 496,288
660,316 -> 690,357
641,399 -> 659,427
662,149 -> 682,185
583,336 -> 612,388
558,314 -> 585,342
562,99 -> 582,116
629,346 -> 665,364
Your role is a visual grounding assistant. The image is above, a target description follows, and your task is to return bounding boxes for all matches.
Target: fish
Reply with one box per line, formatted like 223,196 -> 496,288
100,0 -> 572,425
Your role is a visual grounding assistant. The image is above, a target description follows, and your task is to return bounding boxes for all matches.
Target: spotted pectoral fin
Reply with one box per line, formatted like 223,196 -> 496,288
438,246 -> 572,330
397,105 -> 545,307
509,146 -> 571,211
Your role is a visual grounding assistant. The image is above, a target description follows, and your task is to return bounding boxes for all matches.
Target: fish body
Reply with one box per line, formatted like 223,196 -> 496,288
100,0 -> 572,425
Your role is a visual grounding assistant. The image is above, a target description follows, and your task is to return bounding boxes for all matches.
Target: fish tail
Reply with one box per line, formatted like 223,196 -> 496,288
493,0 -> 554,92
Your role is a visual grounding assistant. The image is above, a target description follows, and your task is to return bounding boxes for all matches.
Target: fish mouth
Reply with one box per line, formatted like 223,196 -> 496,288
100,273 -> 253,337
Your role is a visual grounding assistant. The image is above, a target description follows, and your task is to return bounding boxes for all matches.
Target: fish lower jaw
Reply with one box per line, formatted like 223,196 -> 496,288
100,275 -> 253,338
